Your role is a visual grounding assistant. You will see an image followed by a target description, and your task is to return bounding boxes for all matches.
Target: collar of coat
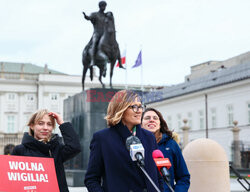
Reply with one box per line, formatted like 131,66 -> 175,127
21,132 -> 60,154
110,121 -> 142,144
158,133 -> 171,145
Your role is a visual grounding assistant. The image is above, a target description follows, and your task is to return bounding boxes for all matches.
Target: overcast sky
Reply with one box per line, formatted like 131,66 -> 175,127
1,0 -> 250,86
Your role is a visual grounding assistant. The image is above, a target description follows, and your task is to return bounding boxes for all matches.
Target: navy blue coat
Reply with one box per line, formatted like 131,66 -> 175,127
158,134 -> 190,192
84,122 -> 163,192
11,122 -> 81,192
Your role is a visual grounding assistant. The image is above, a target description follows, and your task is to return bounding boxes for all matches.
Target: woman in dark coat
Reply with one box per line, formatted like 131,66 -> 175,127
84,90 -> 163,192
12,109 -> 81,192
141,108 -> 190,192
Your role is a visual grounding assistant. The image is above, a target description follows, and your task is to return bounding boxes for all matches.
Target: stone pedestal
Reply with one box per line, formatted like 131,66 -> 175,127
231,120 -> 241,168
181,119 -> 190,149
183,138 -> 230,192
63,88 -> 120,187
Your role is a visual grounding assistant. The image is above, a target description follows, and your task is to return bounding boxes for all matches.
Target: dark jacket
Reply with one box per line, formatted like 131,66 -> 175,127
84,122 -> 163,192
158,133 -> 190,192
11,122 -> 81,192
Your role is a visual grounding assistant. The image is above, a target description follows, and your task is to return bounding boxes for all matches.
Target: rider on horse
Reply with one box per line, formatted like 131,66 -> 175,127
82,1 -> 107,68
81,1 -> 125,90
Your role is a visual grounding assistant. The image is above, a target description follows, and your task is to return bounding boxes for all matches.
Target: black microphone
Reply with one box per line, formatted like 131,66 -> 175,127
126,136 -> 161,192
126,135 -> 145,167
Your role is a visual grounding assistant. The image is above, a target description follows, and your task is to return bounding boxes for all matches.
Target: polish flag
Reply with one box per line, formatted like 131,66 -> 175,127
116,50 -> 126,67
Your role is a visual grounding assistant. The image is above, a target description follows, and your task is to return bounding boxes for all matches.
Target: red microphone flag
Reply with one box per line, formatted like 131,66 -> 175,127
152,149 -> 172,170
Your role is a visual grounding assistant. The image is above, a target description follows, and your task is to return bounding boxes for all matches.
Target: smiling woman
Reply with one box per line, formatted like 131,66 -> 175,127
11,109 -> 81,192
28,111 -> 56,142
84,90 -> 163,192
141,108 -> 190,192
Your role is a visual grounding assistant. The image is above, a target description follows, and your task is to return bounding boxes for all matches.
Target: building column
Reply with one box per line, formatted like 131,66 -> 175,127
18,93 -> 24,133
0,92 -> 4,133
37,80 -> 43,109
0,62 -> 4,79
231,120 -> 241,168
0,92 -> 4,154
181,119 -> 190,149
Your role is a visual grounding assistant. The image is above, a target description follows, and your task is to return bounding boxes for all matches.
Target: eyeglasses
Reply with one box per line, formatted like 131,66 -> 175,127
129,105 -> 145,112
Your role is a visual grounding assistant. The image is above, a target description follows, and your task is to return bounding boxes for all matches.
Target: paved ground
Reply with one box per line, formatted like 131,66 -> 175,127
69,187 -> 88,192
69,178 -> 249,192
230,178 -> 249,192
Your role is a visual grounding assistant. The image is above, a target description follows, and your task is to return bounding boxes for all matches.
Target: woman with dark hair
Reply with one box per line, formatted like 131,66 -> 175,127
84,90 -> 163,192
4,144 -> 15,155
141,108 -> 190,192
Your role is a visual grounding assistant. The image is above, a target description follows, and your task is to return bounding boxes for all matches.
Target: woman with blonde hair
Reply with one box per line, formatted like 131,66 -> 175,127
12,109 -> 81,192
84,90 -> 163,192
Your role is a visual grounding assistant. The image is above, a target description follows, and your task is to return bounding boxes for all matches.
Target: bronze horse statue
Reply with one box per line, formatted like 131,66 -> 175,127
82,12 -> 124,90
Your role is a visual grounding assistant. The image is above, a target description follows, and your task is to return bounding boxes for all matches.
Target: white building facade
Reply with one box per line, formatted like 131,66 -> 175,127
0,62 -> 88,154
0,62 -> 154,154
147,52 -> 250,163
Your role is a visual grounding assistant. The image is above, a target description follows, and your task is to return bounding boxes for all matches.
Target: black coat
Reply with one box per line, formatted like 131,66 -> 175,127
84,122 -> 163,192
11,122 -> 81,192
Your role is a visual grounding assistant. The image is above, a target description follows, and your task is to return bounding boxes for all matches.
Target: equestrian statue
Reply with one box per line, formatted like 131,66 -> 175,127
82,1 -> 124,90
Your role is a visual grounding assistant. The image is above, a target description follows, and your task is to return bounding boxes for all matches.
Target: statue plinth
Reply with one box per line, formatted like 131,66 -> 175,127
63,88 -> 120,187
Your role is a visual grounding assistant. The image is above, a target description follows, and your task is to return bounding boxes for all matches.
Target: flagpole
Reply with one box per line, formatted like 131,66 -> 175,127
125,46 -> 128,89
132,48 -> 143,95
140,46 -> 143,92
125,64 -> 128,89
140,46 -> 144,103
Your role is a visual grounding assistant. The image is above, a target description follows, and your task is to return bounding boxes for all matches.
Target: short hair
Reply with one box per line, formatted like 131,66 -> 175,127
105,90 -> 140,127
28,109 -> 56,137
142,107 -> 172,138
4,144 -> 15,155
99,1 -> 107,7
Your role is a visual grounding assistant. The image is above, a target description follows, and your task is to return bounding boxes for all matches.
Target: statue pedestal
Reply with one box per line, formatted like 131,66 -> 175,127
63,88 -> 120,187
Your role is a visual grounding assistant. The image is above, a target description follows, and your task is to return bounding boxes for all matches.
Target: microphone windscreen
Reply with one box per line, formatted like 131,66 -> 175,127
152,149 -> 164,159
126,135 -> 141,151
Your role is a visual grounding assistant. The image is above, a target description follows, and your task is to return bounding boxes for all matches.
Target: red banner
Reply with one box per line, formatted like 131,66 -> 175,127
0,155 -> 59,192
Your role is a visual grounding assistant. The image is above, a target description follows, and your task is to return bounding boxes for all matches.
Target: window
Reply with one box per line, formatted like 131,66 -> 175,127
199,110 -> 204,129
51,93 -> 58,101
167,116 -> 172,130
227,105 -> 234,126
7,93 -> 16,101
187,112 -> 192,129
22,114 -> 31,132
248,103 -> 250,124
50,93 -> 60,112
26,94 -> 35,101
25,94 -> 36,112
177,114 -> 182,131
7,115 -> 15,133
211,108 -> 217,128
6,93 -> 18,111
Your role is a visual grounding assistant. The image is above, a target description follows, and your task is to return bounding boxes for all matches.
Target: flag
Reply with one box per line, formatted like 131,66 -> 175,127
116,50 -> 126,67
132,50 -> 142,68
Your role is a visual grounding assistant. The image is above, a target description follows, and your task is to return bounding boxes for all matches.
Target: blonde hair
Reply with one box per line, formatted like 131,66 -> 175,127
105,90 -> 139,127
28,109 -> 56,137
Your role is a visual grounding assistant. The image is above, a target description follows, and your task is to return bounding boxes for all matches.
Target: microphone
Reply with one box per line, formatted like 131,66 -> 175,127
126,135 -> 145,167
126,136 -> 161,192
152,149 -> 171,183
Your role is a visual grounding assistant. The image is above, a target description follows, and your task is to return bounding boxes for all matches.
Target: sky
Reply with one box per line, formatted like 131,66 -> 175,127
1,0 -> 250,86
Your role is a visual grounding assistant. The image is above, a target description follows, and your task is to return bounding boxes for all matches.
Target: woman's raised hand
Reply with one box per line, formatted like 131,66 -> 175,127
48,112 -> 64,125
